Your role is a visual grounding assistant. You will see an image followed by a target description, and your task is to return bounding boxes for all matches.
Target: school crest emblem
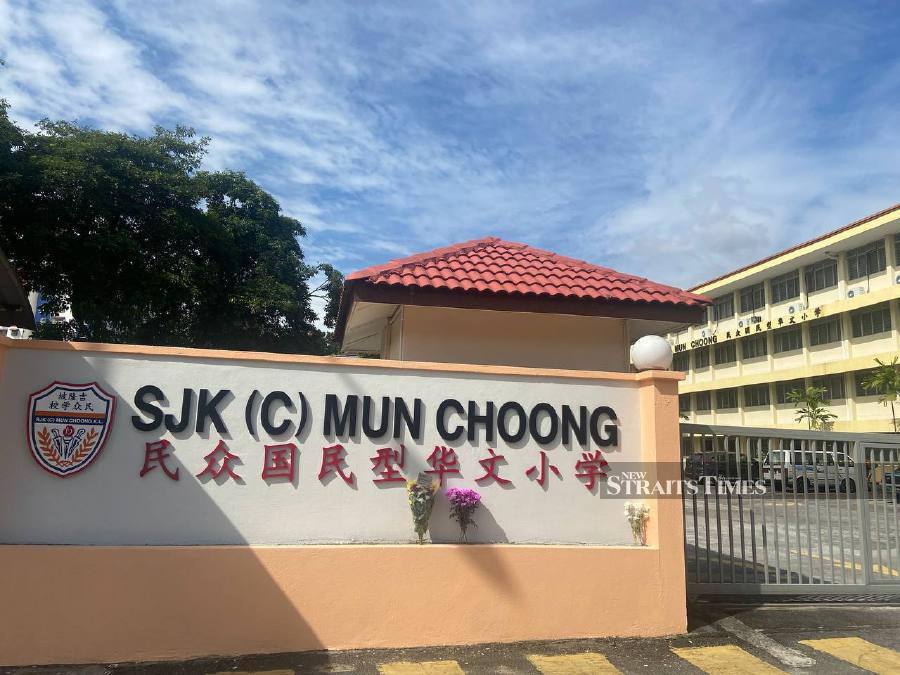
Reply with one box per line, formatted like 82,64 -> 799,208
27,382 -> 116,477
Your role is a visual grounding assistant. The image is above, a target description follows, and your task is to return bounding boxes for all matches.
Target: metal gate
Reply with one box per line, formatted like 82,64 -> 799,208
681,424 -> 900,595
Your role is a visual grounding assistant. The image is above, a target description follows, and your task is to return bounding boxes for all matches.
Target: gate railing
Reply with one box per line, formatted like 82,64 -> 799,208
681,423 -> 900,595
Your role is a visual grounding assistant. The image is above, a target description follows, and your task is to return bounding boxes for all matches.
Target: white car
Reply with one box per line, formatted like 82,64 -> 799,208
761,449 -> 856,493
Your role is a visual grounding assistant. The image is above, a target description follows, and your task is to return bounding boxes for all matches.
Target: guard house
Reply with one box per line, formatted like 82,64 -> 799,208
336,237 -> 708,370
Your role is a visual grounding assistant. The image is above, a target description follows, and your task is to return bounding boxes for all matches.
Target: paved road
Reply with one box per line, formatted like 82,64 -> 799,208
685,490 -> 900,584
5,602 -> 900,673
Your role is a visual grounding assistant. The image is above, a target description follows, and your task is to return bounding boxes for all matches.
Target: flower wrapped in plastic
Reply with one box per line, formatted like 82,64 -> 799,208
624,501 -> 650,546
407,473 -> 439,544
446,487 -> 482,542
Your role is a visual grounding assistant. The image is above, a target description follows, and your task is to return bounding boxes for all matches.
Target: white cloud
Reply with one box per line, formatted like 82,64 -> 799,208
1,0 -> 898,308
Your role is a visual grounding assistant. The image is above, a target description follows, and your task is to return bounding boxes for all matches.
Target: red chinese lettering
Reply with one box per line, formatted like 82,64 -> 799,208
526,450 -> 561,488
319,443 -> 354,485
262,443 -> 297,482
196,440 -> 242,482
575,450 -> 609,491
371,445 -> 406,483
476,448 -> 511,486
426,445 -> 460,486
139,440 -> 179,480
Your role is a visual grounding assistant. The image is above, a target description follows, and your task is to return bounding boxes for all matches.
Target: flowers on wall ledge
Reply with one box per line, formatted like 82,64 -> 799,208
407,474 -> 439,544
624,501 -> 650,546
446,487 -> 482,542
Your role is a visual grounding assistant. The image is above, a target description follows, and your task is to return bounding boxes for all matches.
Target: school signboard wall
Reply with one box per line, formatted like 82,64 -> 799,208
0,338 -> 687,666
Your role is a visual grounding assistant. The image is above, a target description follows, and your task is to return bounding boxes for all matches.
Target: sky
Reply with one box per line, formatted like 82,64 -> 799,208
2,0 -> 900,323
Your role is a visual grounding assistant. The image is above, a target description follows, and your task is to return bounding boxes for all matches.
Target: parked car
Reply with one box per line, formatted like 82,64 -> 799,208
761,449 -> 856,493
683,452 -> 760,482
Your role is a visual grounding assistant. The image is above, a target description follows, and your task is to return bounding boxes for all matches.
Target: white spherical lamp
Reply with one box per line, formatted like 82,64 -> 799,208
630,335 -> 674,371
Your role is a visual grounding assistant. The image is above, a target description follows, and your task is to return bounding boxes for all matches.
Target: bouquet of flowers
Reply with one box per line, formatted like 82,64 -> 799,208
407,474 -> 439,544
624,501 -> 650,546
446,487 -> 482,542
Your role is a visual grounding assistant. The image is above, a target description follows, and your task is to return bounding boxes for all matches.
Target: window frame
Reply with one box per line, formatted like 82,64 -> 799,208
773,325 -> 803,353
847,240 -> 887,281
695,391 -> 712,411
679,394 -> 691,413
694,348 -> 710,369
714,341 -> 737,365
711,294 -> 734,321
775,379 -> 806,404
743,384 -> 770,408
808,316 -> 842,346
850,303 -> 892,338
739,282 -> 766,314
672,351 -> 690,373
715,387 -> 739,410
770,270 -> 800,304
741,333 -> 768,359
805,258 -> 838,293
811,374 -> 845,401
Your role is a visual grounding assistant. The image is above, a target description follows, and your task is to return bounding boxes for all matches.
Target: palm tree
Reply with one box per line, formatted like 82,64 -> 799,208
786,385 -> 837,431
861,357 -> 900,432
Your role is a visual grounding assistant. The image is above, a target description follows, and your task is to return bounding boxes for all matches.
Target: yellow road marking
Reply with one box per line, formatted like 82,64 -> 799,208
671,645 -> 784,674
787,548 -> 900,578
800,637 -> 900,674
378,660 -> 465,674
527,652 -> 620,673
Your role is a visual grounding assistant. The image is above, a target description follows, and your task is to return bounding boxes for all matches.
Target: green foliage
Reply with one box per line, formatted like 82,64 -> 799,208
861,356 -> 900,432
786,385 -> 837,431
0,102 -> 339,354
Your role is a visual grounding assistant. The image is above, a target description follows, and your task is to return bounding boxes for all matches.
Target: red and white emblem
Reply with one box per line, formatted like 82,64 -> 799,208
27,382 -> 116,478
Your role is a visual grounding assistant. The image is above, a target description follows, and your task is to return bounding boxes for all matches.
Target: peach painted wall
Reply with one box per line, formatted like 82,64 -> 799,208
0,338 -> 686,666
398,305 -> 630,371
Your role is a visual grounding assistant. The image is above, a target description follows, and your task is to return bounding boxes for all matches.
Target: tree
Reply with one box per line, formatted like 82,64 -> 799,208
786,385 -> 837,431
861,357 -> 900,432
311,263 -> 345,352
0,102 -> 336,354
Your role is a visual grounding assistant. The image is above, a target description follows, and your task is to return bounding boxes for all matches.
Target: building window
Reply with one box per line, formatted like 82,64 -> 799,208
895,234 -> 900,267
776,379 -> 806,404
770,270 -> 800,304
805,258 -> 838,292
773,326 -> 803,353
679,394 -> 691,413
739,282 -> 766,313
811,374 -> 845,401
695,391 -> 711,411
711,294 -> 734,321
714,341 -> 737,365
851,302 -> 891,338
672,351 -> 690,372
847,240 -> 886,280
808,316 -> 842,346
855,369 -> 879,397
744,384 -> 770,407
695,348 -> 710,369
716,387 -> 738,409
741,333 -> 768,359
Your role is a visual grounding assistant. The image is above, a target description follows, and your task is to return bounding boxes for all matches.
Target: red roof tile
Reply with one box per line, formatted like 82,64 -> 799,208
347,237 -> 709,307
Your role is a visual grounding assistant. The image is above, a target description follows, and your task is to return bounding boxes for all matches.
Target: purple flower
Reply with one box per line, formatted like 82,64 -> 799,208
445,487 -> 481,541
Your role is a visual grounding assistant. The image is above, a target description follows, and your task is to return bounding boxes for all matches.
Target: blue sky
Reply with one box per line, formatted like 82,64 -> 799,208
2,0 -> 900,321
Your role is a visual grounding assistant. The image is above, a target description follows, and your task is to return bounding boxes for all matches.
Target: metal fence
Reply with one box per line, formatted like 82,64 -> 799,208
681,423 -> 900,595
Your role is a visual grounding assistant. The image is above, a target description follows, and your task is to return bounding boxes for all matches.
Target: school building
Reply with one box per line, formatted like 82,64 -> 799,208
669,203 -> 900,432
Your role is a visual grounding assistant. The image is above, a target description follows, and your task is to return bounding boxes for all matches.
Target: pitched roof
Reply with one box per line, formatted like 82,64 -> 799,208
346,236 -> 708,307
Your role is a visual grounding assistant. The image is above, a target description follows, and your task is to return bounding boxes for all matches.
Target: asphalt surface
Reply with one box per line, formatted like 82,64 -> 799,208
5,600 -> 900,673
686,491 -> 900,584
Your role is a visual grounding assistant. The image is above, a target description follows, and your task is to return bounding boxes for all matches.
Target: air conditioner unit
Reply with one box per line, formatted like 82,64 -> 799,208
847,285 -> 866,299
894,272 -> 900,285
700,329 -> 710,339
787,302 -> 807,315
